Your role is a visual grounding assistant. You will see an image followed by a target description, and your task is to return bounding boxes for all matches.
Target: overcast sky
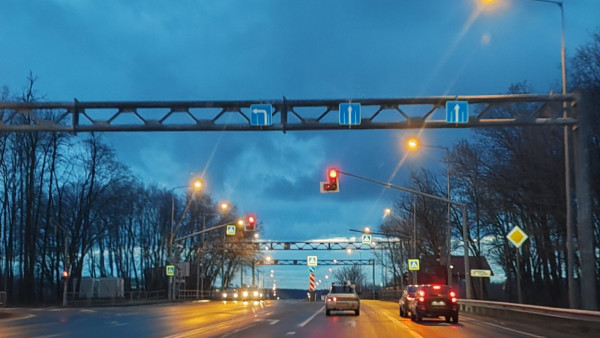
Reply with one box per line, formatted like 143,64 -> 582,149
2,0 -> 599,289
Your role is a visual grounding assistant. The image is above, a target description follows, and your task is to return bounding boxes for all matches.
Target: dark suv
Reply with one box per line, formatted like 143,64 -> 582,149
399,285 -> 418,317
408,284 -> 458,323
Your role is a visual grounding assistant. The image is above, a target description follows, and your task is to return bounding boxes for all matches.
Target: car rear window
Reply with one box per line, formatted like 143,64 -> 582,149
331,285 -> 355,293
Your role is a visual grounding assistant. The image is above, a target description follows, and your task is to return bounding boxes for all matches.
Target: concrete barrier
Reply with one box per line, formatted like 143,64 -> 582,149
459,299 -> 600,336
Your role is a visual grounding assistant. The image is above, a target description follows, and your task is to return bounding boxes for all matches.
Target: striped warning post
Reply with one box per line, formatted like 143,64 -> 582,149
309,273 -> 315,291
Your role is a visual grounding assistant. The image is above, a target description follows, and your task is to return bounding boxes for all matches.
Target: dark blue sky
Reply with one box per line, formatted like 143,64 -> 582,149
2,0 -> 598,288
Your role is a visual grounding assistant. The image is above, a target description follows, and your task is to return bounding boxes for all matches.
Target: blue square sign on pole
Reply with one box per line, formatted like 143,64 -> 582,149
250,104 -> 273,126
445,101 -> 469,124
339,103 -> 361,126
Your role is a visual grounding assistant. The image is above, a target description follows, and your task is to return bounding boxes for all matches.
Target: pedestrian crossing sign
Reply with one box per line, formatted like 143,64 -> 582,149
307,255 -> 318,267
226,225 -> 236,236
408,259 -> 420,271
361,234 -> 372,244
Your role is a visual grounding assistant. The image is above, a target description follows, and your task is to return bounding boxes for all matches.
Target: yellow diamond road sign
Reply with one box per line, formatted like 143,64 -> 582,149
507,225 -> 528,248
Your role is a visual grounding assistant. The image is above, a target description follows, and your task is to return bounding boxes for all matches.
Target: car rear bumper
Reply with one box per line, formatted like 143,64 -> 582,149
326,301 -> 360,311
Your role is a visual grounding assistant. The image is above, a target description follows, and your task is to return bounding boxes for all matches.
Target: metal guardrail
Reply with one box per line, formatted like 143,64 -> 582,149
459,299 -> 600,336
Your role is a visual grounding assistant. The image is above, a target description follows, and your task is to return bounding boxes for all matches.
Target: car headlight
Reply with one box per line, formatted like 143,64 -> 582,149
253,291 -> 259,297
243,291 -> 248,297
222,293 -> 227,298
233,293 -> 238,298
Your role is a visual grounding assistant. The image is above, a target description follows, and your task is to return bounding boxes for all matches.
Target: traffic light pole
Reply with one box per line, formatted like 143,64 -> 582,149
338,170 -> 473,299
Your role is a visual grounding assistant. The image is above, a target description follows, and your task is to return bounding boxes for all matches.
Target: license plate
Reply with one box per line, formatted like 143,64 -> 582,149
431,301 -> 445,306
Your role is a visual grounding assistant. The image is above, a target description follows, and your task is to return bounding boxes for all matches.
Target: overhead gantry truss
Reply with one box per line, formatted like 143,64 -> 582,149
0,94 -> 576,133
222,240 -> 401,251
255,259 -> 375,266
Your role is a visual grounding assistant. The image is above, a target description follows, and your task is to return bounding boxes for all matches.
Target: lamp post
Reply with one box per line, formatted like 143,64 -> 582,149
54,221 -> 70,306
481,0 -> 574,309
168,178 -> 203,301
406,137 -> 452,286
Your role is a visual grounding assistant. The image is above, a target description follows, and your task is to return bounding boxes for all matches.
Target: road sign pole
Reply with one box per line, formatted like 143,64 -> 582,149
516,247 -> 522,304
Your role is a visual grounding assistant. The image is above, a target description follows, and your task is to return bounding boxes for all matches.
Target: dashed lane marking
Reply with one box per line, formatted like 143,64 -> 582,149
298,306 -> 324,328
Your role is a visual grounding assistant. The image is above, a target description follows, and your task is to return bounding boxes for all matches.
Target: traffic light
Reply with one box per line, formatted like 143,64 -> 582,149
323,168 -> 339,192
62,270 -> 69,279
245,214 -> 256,231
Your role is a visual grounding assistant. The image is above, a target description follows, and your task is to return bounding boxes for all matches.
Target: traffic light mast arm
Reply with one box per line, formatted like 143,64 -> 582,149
174,222 -> 232,242
338,169 -> 473,300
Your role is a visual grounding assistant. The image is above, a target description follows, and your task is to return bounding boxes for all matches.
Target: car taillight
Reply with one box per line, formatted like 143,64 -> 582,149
451,297 -> 458,303
433,285 -> 441,290
450,291 -> 456,298
327,297 -> 337,302
407,296 -> 414,301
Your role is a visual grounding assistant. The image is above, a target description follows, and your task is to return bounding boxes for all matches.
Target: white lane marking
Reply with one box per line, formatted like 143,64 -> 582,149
2,313 -> 36,322
285,332 -> 296,336
298,306 -> 324,327
381,310 -> 423,338
462,317 -> 545,338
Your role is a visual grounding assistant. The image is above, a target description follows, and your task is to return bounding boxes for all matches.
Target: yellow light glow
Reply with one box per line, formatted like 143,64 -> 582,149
192,178 -> 203,190
407,137 -> 419,151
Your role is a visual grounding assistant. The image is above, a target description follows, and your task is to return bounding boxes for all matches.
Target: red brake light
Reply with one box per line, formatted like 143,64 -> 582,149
450,291 -> 456,298
433,285 -> 441,290
418,290 -> 425,297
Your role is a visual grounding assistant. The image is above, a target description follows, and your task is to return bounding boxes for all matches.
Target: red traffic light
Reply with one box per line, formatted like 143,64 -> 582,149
62,270 -> 69,278
328,169 -> 338,179
245,214 -> 257,231
323,168 -> 339,192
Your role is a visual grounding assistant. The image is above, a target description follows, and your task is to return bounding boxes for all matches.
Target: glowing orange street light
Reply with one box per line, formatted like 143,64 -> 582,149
406,137 -> 419,151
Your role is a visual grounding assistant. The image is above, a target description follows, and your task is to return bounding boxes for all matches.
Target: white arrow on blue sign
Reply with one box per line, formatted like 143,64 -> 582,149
445,101 -> 469,124
339,103 -> 361,126
250,104 -> 273,126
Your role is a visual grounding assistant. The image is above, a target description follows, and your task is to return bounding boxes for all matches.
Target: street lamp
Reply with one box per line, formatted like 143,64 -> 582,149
406,137 -> 453,286
480,0 -> 574,308
168,178 -> 204,300
383,208 -> 417,285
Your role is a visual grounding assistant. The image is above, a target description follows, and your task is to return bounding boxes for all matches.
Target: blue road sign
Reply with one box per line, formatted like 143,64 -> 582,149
445,101 -> 469,124
250,104 -> 273,126
339,103 -> 361,126
308,266 -> 316,274
361,234 -> 372,244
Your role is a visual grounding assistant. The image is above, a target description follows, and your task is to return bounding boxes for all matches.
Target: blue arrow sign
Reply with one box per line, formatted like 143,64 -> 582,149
445,101 -> 468,124
339,103 -> 361,126
250,104 -> 273,126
